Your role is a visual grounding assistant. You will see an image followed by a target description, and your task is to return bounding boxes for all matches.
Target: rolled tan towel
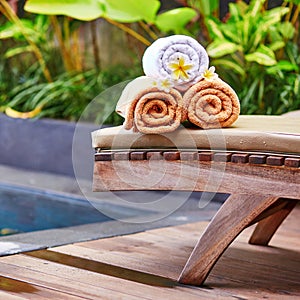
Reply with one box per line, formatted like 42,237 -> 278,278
183,78 -> 240,129
124,87 -> 183,134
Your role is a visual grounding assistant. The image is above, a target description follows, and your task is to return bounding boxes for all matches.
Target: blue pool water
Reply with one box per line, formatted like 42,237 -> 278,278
0,184 -> 112,234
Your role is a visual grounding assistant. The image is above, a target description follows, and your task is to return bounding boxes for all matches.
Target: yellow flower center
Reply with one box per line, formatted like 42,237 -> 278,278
161,79 -> 172,89
203,69 -> 214,79
168,57 -> 193,81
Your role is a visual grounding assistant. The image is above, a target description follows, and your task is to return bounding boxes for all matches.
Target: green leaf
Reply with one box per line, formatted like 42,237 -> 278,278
284,0 -> 300,4
102,0 -> 160,23
242,77 -> 260,109
268,25 -> 284,43
25,0 -> 105,21
205,18 -> 224,40
0,26 -> 17,39
0,20 -> 34,40
188,0 -> 218,16
207,40 -> 241,58
5,46 -> 34,58
228,3 -> 242,22
213,59 -> 246,77
245,45 -> 277,66
266,60 -> 299,74
277,22 -> 295,40
248,0 -> 265,17
220,23 -> 242,44
269,41 -> 285,51
263,7 -> 290,28
236,1 -> 249,16
248,25 -> 267,52
155,8 -> 197,34
241,15 -> 251,47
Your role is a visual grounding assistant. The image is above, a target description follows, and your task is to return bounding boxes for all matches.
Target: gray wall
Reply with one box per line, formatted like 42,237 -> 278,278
0,114 -> 98,179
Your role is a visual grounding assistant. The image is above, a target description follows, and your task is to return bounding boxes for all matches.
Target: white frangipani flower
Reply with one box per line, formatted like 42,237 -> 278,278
201,66 -> 218,81
152,78 -> 174,92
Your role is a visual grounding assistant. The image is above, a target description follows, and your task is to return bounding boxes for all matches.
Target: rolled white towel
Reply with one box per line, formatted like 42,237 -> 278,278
142,35 -> 209,92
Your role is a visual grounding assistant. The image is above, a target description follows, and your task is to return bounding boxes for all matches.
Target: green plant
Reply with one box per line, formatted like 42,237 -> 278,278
1,62 -> 141,123
0,0 -> 198,120
263,41 -> 300,114
1,0 -> 300,122
25,0 -> 197,43
204,0 -> 299,114
0,0 -> 52,82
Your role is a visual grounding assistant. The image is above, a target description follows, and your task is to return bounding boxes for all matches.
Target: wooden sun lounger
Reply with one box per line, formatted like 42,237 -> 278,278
92,115 -> 300,286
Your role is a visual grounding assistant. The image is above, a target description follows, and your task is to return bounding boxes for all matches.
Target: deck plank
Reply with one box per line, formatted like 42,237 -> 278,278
0,275 -> 87,300
0,254 -> 226,300
0,204 -> 299,299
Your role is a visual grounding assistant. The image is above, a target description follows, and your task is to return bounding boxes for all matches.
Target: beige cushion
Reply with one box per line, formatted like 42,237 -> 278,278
91,115 -> 300,155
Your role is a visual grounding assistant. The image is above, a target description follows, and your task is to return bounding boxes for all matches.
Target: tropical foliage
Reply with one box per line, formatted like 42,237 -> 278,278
0,0 -> 299,122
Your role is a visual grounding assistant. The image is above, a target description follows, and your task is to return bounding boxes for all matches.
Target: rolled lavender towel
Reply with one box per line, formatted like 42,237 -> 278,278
142,35 -> 209,92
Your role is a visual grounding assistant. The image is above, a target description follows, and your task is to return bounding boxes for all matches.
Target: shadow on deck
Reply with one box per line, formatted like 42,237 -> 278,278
0,204 -> 299,299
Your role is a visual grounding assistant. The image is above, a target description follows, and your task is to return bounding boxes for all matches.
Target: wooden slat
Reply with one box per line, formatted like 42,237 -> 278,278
113,151 -> 130,160
1,254 -> 223,300
285,157 -> 300,168
198,152 -> 213,161
146,151 -> 163,160
0,258 -> 146,300
231,153 -> 249,163
213,152 -> 232,162
163,151 -> 180,161
180,152 -> 198,161
0,290 -> 28,300
93,160 -> 300,199
249,154 -> 266,164
94,152 -> 112,161
130,151 -> 146,160
266,156 -> 284,166
43,244 -> 181,279
0,274 -> 91,300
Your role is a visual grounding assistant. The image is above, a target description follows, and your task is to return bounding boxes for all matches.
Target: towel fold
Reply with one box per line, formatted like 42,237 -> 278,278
116,76 -> 183,134
142,35 -> 209,92
183,79 -> 240,129
124,88 -> 183,134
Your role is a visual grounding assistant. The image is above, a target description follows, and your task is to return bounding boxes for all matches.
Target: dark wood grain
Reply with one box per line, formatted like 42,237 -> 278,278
198,152 -> 213,161
130,151 -> 146,160
231,153 -> 249,164
113,152 -> 130,161
266,156 -> 284,166
94,153 -> 112,161
146,151 -> 163,160
285,157 -> 300,168
249,154 -> 266,165
213,153 -> 232,162
163,151 -> 180,161
180,152 -> 198,161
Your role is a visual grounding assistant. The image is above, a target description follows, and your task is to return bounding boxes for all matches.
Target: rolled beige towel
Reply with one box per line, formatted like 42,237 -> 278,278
124,87 -> 183,134
183,78 -> 240,129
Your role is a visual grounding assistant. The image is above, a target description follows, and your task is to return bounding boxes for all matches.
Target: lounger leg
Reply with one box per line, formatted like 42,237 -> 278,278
249,199 -> 297,246
178,194 -> 278,286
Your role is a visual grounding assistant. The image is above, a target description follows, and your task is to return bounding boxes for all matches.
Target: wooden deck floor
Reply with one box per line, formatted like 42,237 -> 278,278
0,204 -> 299,299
